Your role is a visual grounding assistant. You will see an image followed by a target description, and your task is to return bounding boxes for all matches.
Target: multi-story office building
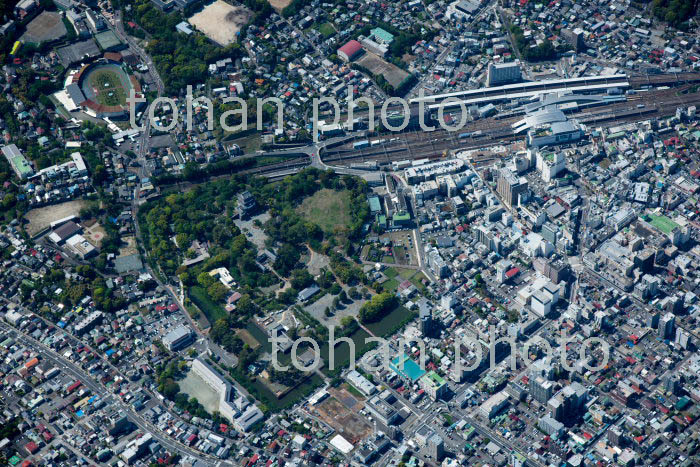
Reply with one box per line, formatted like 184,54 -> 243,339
497,168 -> 528,208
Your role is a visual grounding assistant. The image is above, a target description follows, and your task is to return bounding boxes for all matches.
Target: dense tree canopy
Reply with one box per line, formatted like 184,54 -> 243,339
358,292 -> 398,323
140,168 -> 371,362
651,0 -> 697,27
123,0 -> 243,93
510,25 -> 557,62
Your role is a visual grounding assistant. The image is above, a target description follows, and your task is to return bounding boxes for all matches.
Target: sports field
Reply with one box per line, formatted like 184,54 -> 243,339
356,51 -> 410,89
21,11 -> 67,43
87,69 -> 128,107
179,368 -> 220,415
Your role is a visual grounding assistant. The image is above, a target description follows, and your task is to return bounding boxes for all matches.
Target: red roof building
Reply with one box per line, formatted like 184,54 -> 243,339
25,441 -> 39,454
505,267 -> 520,279
66,380 -> 81,394
338,40 -> 363,62
25,357 -> 39,369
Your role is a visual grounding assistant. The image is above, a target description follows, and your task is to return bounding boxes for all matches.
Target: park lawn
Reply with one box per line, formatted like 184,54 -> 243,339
382,277 -> 399,293
316,22 -> 336,39
297,188 -> 352,235
381,255 -> 395,264
189,286 -> 227,324
383,267 -> 399,279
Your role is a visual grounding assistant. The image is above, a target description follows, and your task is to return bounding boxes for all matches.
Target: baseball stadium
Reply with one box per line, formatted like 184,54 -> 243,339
67,57 -> 142,119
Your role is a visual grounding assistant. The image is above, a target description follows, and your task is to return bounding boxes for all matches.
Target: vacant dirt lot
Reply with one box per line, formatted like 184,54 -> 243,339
313,391 -> 371,444
118,236 -> 139,257
268,0 -> 292,12
382,230 -> 418,266
21,11 -> 66,43
25,200 -> 86,237
305,291 -> 366,328
304,247 -> 330,276
357,52 -> 410,89
188,0 -> 252,46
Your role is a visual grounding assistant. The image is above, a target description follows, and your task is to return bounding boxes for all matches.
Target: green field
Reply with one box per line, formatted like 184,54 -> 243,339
87,69 -> 127,106
316,22 -> 335,39
224,132 -> 262,152
384,268 -> 399,279
256,155 -> 297,165
648,214 -> 679,235
248,372 -> 323,411
297,188 -> 352,234
382,277 -> 399,292
344,382 -> 365,399
189,286 -> 227,324
383,267 -> 429,295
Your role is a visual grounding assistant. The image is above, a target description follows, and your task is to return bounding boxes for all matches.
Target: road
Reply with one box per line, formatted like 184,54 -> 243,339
0,320 -> 222,466
362,340 -> 539,466
110,10 -> 165,161
110,9 -> 247,378
111,10 -> 165,95
12,296 -> 227,452
407,2 -> 497,99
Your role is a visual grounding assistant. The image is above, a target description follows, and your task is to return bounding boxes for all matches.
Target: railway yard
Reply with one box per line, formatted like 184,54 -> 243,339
321,79 -> 700,170
144,72 -> 700,188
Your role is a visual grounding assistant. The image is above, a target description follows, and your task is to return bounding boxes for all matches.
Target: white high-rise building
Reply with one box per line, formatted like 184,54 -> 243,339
536,150 -> 566,183
487,60 -> 522,86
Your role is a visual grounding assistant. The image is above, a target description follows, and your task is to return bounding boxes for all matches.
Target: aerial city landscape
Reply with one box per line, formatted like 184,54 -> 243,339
1,0 -> 700,465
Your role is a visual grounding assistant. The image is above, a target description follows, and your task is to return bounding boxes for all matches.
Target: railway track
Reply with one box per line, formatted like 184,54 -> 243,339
323,131 -> 521,166
156,84 -> 700,191
322,88 -> 700,167
157,156 -> 311,191
628,72 -> 700,87
243,157 -> 311,174
330,72 -> 700,121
